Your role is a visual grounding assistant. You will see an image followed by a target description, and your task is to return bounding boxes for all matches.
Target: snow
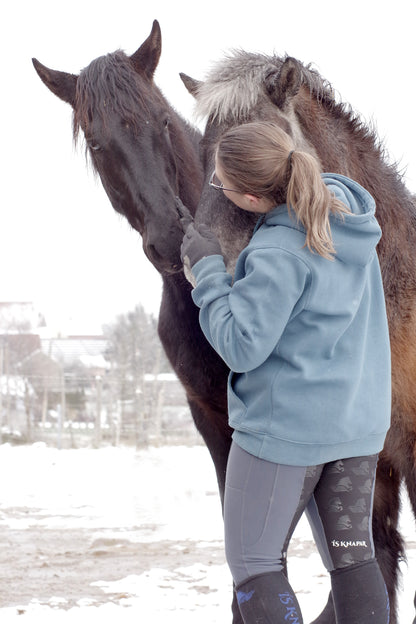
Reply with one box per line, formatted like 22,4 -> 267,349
0,443 -> 414,622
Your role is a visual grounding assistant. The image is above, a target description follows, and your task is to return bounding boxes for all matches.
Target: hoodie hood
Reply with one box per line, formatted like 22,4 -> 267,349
264,173 -> 381,267
322,173 -> 381,266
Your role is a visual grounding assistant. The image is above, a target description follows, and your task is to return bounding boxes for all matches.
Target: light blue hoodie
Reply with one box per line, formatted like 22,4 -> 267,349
191,173 -> 391,466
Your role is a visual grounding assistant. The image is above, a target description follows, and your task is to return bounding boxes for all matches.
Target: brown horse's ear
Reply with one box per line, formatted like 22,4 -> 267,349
265,57 -> 302,110
130,19 -> 161,80
179,73 -> 202,97
32,58 -> 78,107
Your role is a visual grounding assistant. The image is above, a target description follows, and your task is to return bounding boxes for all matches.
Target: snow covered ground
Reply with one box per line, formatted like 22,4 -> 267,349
0,443 -> 414,623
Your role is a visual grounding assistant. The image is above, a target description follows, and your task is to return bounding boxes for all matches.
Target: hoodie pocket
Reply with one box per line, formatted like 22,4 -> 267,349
227,372 -> 248,426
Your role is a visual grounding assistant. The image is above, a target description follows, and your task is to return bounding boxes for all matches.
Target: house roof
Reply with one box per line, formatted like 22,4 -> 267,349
40,336 -> 108,365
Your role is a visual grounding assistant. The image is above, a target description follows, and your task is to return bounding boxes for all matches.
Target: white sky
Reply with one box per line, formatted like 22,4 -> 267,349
3,0 -> 415,333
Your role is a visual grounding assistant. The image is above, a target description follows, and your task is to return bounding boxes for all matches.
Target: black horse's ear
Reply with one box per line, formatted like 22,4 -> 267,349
32,58 -> 78,107
130,19 -> 161,80
265,57 -> 301,110
179,73 -> 202,97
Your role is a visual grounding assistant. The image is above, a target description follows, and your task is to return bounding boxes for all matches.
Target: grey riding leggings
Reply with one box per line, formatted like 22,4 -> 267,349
224,442 -> 378,585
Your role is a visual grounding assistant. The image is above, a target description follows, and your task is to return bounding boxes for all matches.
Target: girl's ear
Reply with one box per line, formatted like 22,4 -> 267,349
244,194 -> 274,213
245,193 -> 261,207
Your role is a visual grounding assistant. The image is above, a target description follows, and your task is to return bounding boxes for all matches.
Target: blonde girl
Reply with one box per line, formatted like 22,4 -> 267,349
179,121 -> 391,623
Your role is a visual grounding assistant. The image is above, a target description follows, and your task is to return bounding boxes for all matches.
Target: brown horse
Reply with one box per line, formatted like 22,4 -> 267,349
181,52 -> 416,623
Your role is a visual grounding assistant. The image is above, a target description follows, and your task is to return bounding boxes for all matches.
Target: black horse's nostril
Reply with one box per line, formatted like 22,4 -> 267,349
146,243 -> 158,260
145,243 -> 164,268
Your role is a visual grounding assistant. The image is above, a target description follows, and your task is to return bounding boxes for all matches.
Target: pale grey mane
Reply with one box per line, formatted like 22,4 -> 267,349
194,50 -> 334,123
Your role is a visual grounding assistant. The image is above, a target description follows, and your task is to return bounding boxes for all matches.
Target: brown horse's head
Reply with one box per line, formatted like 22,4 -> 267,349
181,52 -> 324,153
180,53 -> 331,270
33,21 -> 203,275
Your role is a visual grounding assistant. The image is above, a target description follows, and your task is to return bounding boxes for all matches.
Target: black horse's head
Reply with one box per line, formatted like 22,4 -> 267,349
33,21 -> 203,275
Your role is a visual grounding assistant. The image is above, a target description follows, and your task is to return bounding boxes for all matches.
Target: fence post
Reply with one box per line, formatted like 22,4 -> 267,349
58,368 -> 66,450
94,375 -> 102,448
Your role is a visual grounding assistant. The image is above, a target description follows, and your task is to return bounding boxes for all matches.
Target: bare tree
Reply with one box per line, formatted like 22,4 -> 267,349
103,305 -> 171,446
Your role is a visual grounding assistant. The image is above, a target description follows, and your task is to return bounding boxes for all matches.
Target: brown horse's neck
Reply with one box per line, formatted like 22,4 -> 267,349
296,88 -> 416,326
296,90 -> 374,178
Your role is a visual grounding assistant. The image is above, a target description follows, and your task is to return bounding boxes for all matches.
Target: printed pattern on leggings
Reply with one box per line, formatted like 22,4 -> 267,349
313,455 -> 377,569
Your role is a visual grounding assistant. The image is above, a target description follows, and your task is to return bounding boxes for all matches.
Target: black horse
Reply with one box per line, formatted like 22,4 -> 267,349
32,21 -> 233,504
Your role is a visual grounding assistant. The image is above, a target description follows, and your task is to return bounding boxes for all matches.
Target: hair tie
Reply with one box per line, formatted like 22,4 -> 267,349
287,150 -> 295,168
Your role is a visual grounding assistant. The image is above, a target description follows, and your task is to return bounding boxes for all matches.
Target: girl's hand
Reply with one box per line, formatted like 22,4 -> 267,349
180,222 -> 222,268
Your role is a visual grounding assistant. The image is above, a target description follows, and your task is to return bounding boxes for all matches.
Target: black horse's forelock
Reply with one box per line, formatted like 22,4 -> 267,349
73,50 -> 159,142
194,50 -> 335,123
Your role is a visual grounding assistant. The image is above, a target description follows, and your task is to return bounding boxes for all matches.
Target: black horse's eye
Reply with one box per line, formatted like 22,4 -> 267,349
85,135 -> 101,152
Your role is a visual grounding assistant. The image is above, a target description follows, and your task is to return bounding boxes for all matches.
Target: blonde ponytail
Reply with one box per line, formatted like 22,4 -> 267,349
287,151 -> 349,259
216,121 -> 349,259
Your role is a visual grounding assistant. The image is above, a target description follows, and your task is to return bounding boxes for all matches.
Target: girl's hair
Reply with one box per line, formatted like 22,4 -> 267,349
215,121 -> 349,259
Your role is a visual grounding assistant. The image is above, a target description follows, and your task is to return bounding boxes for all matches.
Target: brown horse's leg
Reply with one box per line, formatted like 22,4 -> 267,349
413,591 -> 416,624
402,433 -> 416,623
372,451 -> 405,624
403,432 -> 416,518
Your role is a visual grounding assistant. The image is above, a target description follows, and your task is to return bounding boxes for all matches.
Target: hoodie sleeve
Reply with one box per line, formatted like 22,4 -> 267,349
191,247 -> 311,373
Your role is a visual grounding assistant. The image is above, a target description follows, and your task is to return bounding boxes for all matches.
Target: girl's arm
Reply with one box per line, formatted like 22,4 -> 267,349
191,248 -> 310,373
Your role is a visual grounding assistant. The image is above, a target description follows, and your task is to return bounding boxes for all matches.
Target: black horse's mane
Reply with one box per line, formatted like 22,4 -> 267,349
73,49 -> 201,147
73,50 -> 159,141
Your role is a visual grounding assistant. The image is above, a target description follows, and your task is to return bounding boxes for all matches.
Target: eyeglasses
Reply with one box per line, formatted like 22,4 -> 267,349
209,170 -> 242,194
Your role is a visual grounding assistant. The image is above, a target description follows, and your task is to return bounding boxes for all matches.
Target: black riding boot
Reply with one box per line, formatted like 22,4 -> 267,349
330,559 -> 389,623
236,570 -> 303,623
